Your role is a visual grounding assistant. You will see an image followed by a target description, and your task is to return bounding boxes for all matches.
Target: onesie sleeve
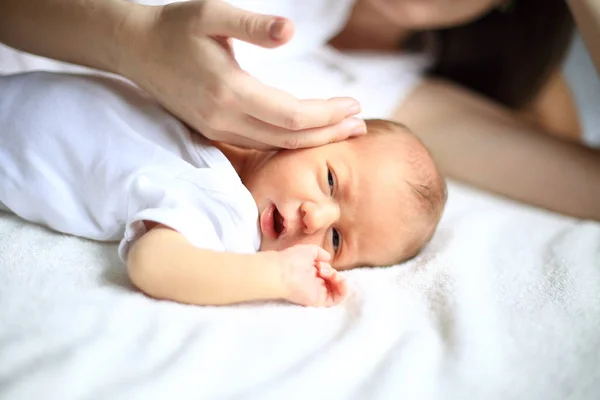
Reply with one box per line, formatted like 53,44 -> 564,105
118,168 -> 259,262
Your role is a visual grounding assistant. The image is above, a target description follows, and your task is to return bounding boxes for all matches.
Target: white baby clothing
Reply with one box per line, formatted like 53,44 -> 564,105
0,72 -> 261,261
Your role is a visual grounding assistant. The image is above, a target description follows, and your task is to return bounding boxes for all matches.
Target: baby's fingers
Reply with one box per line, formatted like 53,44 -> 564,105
318,268 -> 348,307
326,271 -> 348,305
332,273 -> 348,299
300,245 -> 330,263
317,262 -> 335,278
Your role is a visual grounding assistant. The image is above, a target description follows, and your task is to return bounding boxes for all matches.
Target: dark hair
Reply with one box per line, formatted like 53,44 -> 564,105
418,0 -> 574,109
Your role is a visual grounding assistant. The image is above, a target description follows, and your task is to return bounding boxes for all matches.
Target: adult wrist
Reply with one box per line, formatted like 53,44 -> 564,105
111,2 -> 158,80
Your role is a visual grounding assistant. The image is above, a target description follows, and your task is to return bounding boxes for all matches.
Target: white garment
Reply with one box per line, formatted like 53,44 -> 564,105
0,72 -> 261,260
226,0 -> 357,65
238,46 -> 430,119
227,0 -> 431,118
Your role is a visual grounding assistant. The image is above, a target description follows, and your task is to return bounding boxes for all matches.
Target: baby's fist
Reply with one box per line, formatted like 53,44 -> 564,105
278,245 -> 347,307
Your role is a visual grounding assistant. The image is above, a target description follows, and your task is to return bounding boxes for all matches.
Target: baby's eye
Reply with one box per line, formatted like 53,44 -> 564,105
327,168 -> 335,194
331,228 -> 340,253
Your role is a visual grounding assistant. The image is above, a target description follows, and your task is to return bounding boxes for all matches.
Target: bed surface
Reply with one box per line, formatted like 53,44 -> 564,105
2,183 -> 599,399
1,30 -> 599,400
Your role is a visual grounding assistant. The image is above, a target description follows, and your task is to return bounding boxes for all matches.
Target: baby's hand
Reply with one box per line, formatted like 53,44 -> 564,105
278,245 -> 348,307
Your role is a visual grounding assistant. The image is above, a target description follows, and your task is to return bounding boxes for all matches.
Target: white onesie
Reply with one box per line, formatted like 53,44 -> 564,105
0,72 -> 261,261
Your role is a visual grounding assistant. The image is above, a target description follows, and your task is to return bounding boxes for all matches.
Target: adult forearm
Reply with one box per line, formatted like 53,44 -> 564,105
127,227 -> 286,305
0,0 -> 148,75
567,0 -> 600,75
396,79 -> 600,221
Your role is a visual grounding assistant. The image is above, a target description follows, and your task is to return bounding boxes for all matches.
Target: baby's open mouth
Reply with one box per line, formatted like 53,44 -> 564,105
273,206 -> 285,237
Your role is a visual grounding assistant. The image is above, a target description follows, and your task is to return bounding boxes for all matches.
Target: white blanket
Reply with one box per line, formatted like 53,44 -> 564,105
1,4 -> 600,399
1,182 -> 599,400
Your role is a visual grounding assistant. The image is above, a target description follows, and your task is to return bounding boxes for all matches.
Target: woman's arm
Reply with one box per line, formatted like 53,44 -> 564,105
521,70 -> 582,142
395,78 -> 600,220
0,0 -> 364,149
0,0 -> 138,75
127,225 -> 345,306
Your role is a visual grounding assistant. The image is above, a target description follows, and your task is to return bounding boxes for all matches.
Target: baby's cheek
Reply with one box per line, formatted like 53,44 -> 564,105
291,236 -> 324,249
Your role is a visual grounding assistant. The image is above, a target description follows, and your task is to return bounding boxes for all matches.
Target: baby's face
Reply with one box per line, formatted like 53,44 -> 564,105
243,126 -> 438,270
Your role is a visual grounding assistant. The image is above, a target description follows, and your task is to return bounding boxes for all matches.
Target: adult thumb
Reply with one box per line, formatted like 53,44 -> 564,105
203,0 -> 295,48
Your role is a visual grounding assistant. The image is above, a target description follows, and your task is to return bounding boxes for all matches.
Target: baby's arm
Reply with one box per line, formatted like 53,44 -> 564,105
127,225 -> 347,307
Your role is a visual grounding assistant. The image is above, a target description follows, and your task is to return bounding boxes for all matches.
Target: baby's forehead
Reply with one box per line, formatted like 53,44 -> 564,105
348,199 -> 430,269
350,184 -> 433,268
365,119 -> 412,136
350,164 -> 420,239
362,120 -> 417,147
345,125 -> 440,266
292,120 -> 413,160
351,126 -> 424,169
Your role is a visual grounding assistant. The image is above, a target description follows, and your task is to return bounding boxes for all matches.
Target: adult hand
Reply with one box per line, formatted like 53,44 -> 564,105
122,0 -> 366,149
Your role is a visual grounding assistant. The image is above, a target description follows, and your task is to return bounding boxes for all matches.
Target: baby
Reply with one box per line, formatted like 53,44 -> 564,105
0,72 -> 446,307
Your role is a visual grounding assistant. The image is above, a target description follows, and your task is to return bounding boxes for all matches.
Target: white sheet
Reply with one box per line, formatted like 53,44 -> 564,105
1,182 -> 599,400
1,4 -> 600,399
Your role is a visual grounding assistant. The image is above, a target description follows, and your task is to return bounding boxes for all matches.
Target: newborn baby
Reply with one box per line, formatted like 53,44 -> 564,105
0,72 -> 446,307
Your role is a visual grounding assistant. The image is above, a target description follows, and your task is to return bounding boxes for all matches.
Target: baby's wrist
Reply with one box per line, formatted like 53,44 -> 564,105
254,250 -> 289,301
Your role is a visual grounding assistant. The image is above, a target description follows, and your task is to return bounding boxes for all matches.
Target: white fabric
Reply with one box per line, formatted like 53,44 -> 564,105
1,1 -> 600,399
1,57 -> 599,400
227,0 -> 430,118
227,0 -> 356,62
0,72 -> 260,260
1,182 -> 599,400
236,45 -> 430,119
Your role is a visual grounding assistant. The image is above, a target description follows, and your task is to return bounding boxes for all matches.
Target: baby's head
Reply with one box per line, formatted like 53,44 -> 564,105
242,119 -> 447,270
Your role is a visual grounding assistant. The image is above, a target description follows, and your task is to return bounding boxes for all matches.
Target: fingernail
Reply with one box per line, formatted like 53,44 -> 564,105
352,126 -> 367,136
269,18 -> 286,41
346,102 -> 361,116
344,118 -> 366,136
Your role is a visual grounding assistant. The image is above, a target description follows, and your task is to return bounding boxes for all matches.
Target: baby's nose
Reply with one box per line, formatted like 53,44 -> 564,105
301,201 -> 338,235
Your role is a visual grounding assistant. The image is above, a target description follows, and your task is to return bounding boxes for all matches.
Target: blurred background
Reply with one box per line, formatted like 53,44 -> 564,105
564,33 -> 600,146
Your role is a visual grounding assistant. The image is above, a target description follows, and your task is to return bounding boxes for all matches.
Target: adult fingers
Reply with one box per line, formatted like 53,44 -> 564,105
236,74 -> 362,131
201,0 -> 294,47
201,129 -> 275,150
233,114 -> 366,149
